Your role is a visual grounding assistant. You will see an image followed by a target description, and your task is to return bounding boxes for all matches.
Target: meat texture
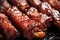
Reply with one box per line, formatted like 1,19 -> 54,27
42,0 -> 60,11
0,0 -> 10,13
27,7 -> 52,28
27,0 -> 41,11
9,0 -> 30,12
0,13 -> 20,40
7,6 -> 46,40
0,0 -> 46,39
9,0 -> 52,29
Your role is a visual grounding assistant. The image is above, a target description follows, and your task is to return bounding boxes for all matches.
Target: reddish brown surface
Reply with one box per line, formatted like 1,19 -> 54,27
7,6 -> 46,39
27,7 -> 52,27
0,0 -> 60,40
0,13 -> 20,40
42,0 -> 60,11
9,0 -> 30,12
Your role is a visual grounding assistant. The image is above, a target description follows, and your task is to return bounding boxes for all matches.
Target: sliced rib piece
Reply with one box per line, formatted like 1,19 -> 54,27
0,13 -> 20,40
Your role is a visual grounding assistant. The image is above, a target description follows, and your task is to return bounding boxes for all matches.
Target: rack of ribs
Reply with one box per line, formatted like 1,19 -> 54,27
0,0 -> 46,39
9,0 -> 52,29
7,6 -> 46,40
0,0 -> 60,40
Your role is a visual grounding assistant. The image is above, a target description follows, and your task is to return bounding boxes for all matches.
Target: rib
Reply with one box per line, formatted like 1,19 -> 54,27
50,9 -> 60,29
27,7 -> 52,28
0,13 -> 20,40
9,0 -> 30,12
26,0 -> 56,16
8,0 -> 52,28
27,0 -> 41,11
26,0 -> 60,30
42,0 -> 60,11
7,6 -> 46,40
27,0 -> 59,17
0,0 -> 46,39
0,0 -> 10,13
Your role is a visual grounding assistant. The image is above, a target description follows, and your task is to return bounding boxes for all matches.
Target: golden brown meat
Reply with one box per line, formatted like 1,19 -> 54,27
0,13 -> 20,40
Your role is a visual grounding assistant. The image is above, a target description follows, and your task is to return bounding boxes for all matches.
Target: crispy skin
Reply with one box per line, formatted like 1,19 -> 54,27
0,13 -> 20,40
7,6 -> 46,39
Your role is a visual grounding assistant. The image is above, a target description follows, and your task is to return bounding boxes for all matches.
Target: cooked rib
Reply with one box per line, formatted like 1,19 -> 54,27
0,13 -> 20,40
9,0 -> 30,12
7,6 -> 46,40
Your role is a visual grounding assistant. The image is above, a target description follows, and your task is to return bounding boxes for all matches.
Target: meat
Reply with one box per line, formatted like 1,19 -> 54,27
27,0 -> 41,11
0,13 -> 20,40
26,0 -> 60,30
27,0 -> 41,6
39,2 -> 60,30
27,7 -> 52,28
9,0 -> 30,12
7,6 -> 46,40
9,0 -> 52,29
0,0 -> 60,40
0,0 -> 10,13
42,0 -> 60,11
40,2 -> 53,16
50,9 -> 60,30
26,0 -> 53,16
26,0 -> 58,16
0,0 -> 46,39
